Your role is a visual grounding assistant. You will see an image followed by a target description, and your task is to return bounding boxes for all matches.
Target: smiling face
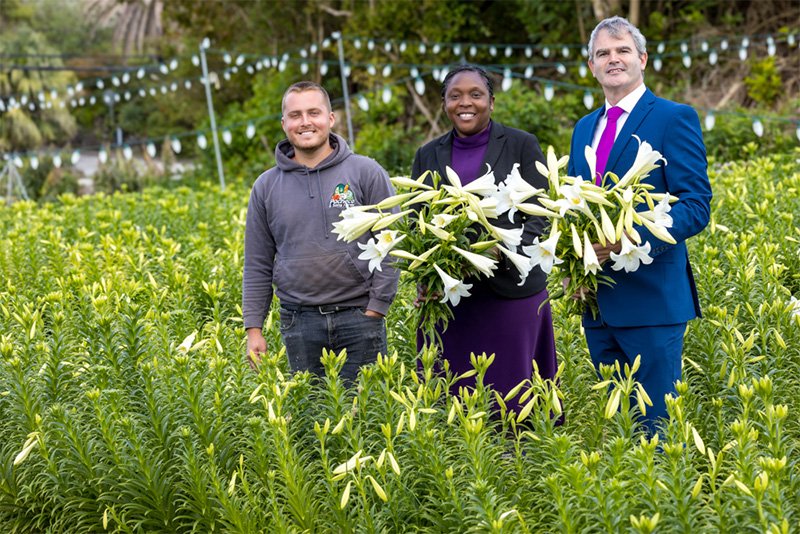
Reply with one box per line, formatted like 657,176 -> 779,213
281,88 -> 335,158
589,28 -> 647,104
443,71 -> 494,137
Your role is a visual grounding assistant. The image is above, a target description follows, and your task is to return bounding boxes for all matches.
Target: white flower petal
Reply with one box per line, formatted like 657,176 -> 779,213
452,246 -> 497,278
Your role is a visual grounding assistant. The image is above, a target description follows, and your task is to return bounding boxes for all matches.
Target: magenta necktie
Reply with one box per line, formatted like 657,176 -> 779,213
594,106 -> 624,185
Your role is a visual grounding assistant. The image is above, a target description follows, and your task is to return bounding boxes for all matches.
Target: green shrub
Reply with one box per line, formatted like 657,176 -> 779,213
745,57 -> 783,107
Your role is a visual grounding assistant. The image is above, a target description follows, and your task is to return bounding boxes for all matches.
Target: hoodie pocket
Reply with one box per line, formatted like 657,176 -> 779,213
274,251 -> 369,304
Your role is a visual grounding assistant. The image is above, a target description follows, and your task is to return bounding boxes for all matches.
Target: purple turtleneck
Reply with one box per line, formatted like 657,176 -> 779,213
450,122 -> 492,185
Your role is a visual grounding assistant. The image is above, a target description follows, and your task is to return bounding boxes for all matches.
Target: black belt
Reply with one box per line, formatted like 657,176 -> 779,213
281,303 -> 360,314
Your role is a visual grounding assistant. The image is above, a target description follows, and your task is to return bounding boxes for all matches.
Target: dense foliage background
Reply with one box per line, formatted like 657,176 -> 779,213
0,0 -> 798,196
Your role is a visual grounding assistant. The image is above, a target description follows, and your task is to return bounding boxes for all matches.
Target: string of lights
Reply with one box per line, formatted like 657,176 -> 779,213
1,30 -> 798,167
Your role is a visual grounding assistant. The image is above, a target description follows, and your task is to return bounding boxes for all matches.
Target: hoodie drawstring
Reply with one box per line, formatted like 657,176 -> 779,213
317,169 -> 329,239
305,167 -> 314,198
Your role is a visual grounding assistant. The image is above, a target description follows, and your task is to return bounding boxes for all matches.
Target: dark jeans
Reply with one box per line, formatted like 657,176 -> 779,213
279,306 -> 387,382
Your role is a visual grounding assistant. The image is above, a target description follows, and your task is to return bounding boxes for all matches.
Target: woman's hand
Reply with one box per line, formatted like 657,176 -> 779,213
414,285 -> 442,308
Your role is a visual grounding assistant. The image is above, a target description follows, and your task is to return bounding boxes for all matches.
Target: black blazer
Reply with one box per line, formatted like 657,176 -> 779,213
410,121 -> 548,298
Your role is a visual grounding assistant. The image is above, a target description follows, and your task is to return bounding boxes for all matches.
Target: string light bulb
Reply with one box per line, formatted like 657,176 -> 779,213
752,118 -> 764,137
583,91 -> 594,110
704,113 -> 715,131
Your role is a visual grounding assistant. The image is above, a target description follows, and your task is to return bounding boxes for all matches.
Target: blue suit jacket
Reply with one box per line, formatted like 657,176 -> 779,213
568,88 -> 712,327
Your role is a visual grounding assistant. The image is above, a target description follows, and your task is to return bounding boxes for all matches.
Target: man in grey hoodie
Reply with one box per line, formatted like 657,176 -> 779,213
243,81 -> 399,381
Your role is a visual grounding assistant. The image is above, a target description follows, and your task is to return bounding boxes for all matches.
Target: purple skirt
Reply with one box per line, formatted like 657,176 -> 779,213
419,285 -> 557,414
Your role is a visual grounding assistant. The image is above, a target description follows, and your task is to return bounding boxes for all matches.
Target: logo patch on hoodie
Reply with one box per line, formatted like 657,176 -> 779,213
329,183 -> 356,208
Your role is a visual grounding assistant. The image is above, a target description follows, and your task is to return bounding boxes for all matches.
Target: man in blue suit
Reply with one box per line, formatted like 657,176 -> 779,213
568,16 -> 712,435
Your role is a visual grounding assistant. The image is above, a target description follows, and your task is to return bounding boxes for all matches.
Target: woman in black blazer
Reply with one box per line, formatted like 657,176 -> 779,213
411,64 -> 557,416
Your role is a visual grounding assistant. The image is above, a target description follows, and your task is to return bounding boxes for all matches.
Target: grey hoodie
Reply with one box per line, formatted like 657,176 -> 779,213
242,134 -> 399,330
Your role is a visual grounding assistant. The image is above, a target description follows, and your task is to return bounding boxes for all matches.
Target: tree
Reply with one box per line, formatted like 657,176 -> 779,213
83,0 -> 164,56
0,24 -> 77,152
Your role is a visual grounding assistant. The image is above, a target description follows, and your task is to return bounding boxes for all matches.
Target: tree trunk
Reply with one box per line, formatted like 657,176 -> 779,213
575,0 -> 587,45
628,0 -> 640,26
591,0 -> 621,21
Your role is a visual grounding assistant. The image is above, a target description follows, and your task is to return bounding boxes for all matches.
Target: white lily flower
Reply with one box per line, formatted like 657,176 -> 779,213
621,187 -> 635,205
463,195 -> 494,227
488,223 -> 523,250
515,202 -> 561,218
371,209 -> 413,232
609,234 -> 653,272
402,189 -> 441,207
535,145 -> 569,192
358,239 -> 385,272
358,230 -> 406,272
580,185 -> 616,207
477,197 -> 498,219
445,166 -> 463,188
178,331 -> 197,352
613,135 -> 666,189
444,165 -> 500,200
789,296 -> 800,318
522,230 -> 563,274
433,264 -> 472,306
13,432 -> 39,466
462,165 -> 499,197
390,176 -> 433,190
570,223 -> 583,258
555,179 -> 587,216
425,222 -> 455,241
430,213 -> 458,228
493,181 -> 513,216
584,144 -> 598,184
375,191 -> 421,210
599,207 -> 617,243
497,244 -> 534,285
407,244 -> 441,270
640,217 -> 677,244
583,232 -> 601,275
649,195 -> 674,228
493,163 -> 543,221
389,249 -> 425,262
332,209 -> 382,241
452,245 -> 497,278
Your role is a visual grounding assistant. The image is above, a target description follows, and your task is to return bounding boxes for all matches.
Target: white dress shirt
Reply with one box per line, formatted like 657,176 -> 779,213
591,83 -> 647,149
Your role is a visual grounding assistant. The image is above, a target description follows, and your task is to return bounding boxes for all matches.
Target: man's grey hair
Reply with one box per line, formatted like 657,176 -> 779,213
588,16 -> 647,59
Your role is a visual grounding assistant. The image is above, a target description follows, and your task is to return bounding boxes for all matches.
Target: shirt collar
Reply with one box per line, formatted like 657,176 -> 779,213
604,83 -> 646,116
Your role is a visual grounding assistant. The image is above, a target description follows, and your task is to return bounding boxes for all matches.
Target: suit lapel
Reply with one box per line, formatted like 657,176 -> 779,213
481,122 -> 505,180
606,89 -> 656,172
435,132 -> 453,177
575,108 -> 604,181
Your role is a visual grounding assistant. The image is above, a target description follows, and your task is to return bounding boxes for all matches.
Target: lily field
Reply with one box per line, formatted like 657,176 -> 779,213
0,150 -> 799,532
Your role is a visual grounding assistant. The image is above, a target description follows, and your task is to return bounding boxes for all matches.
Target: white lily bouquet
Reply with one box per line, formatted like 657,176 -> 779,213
332,165 -> 539,342
520,136 -> 678,317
